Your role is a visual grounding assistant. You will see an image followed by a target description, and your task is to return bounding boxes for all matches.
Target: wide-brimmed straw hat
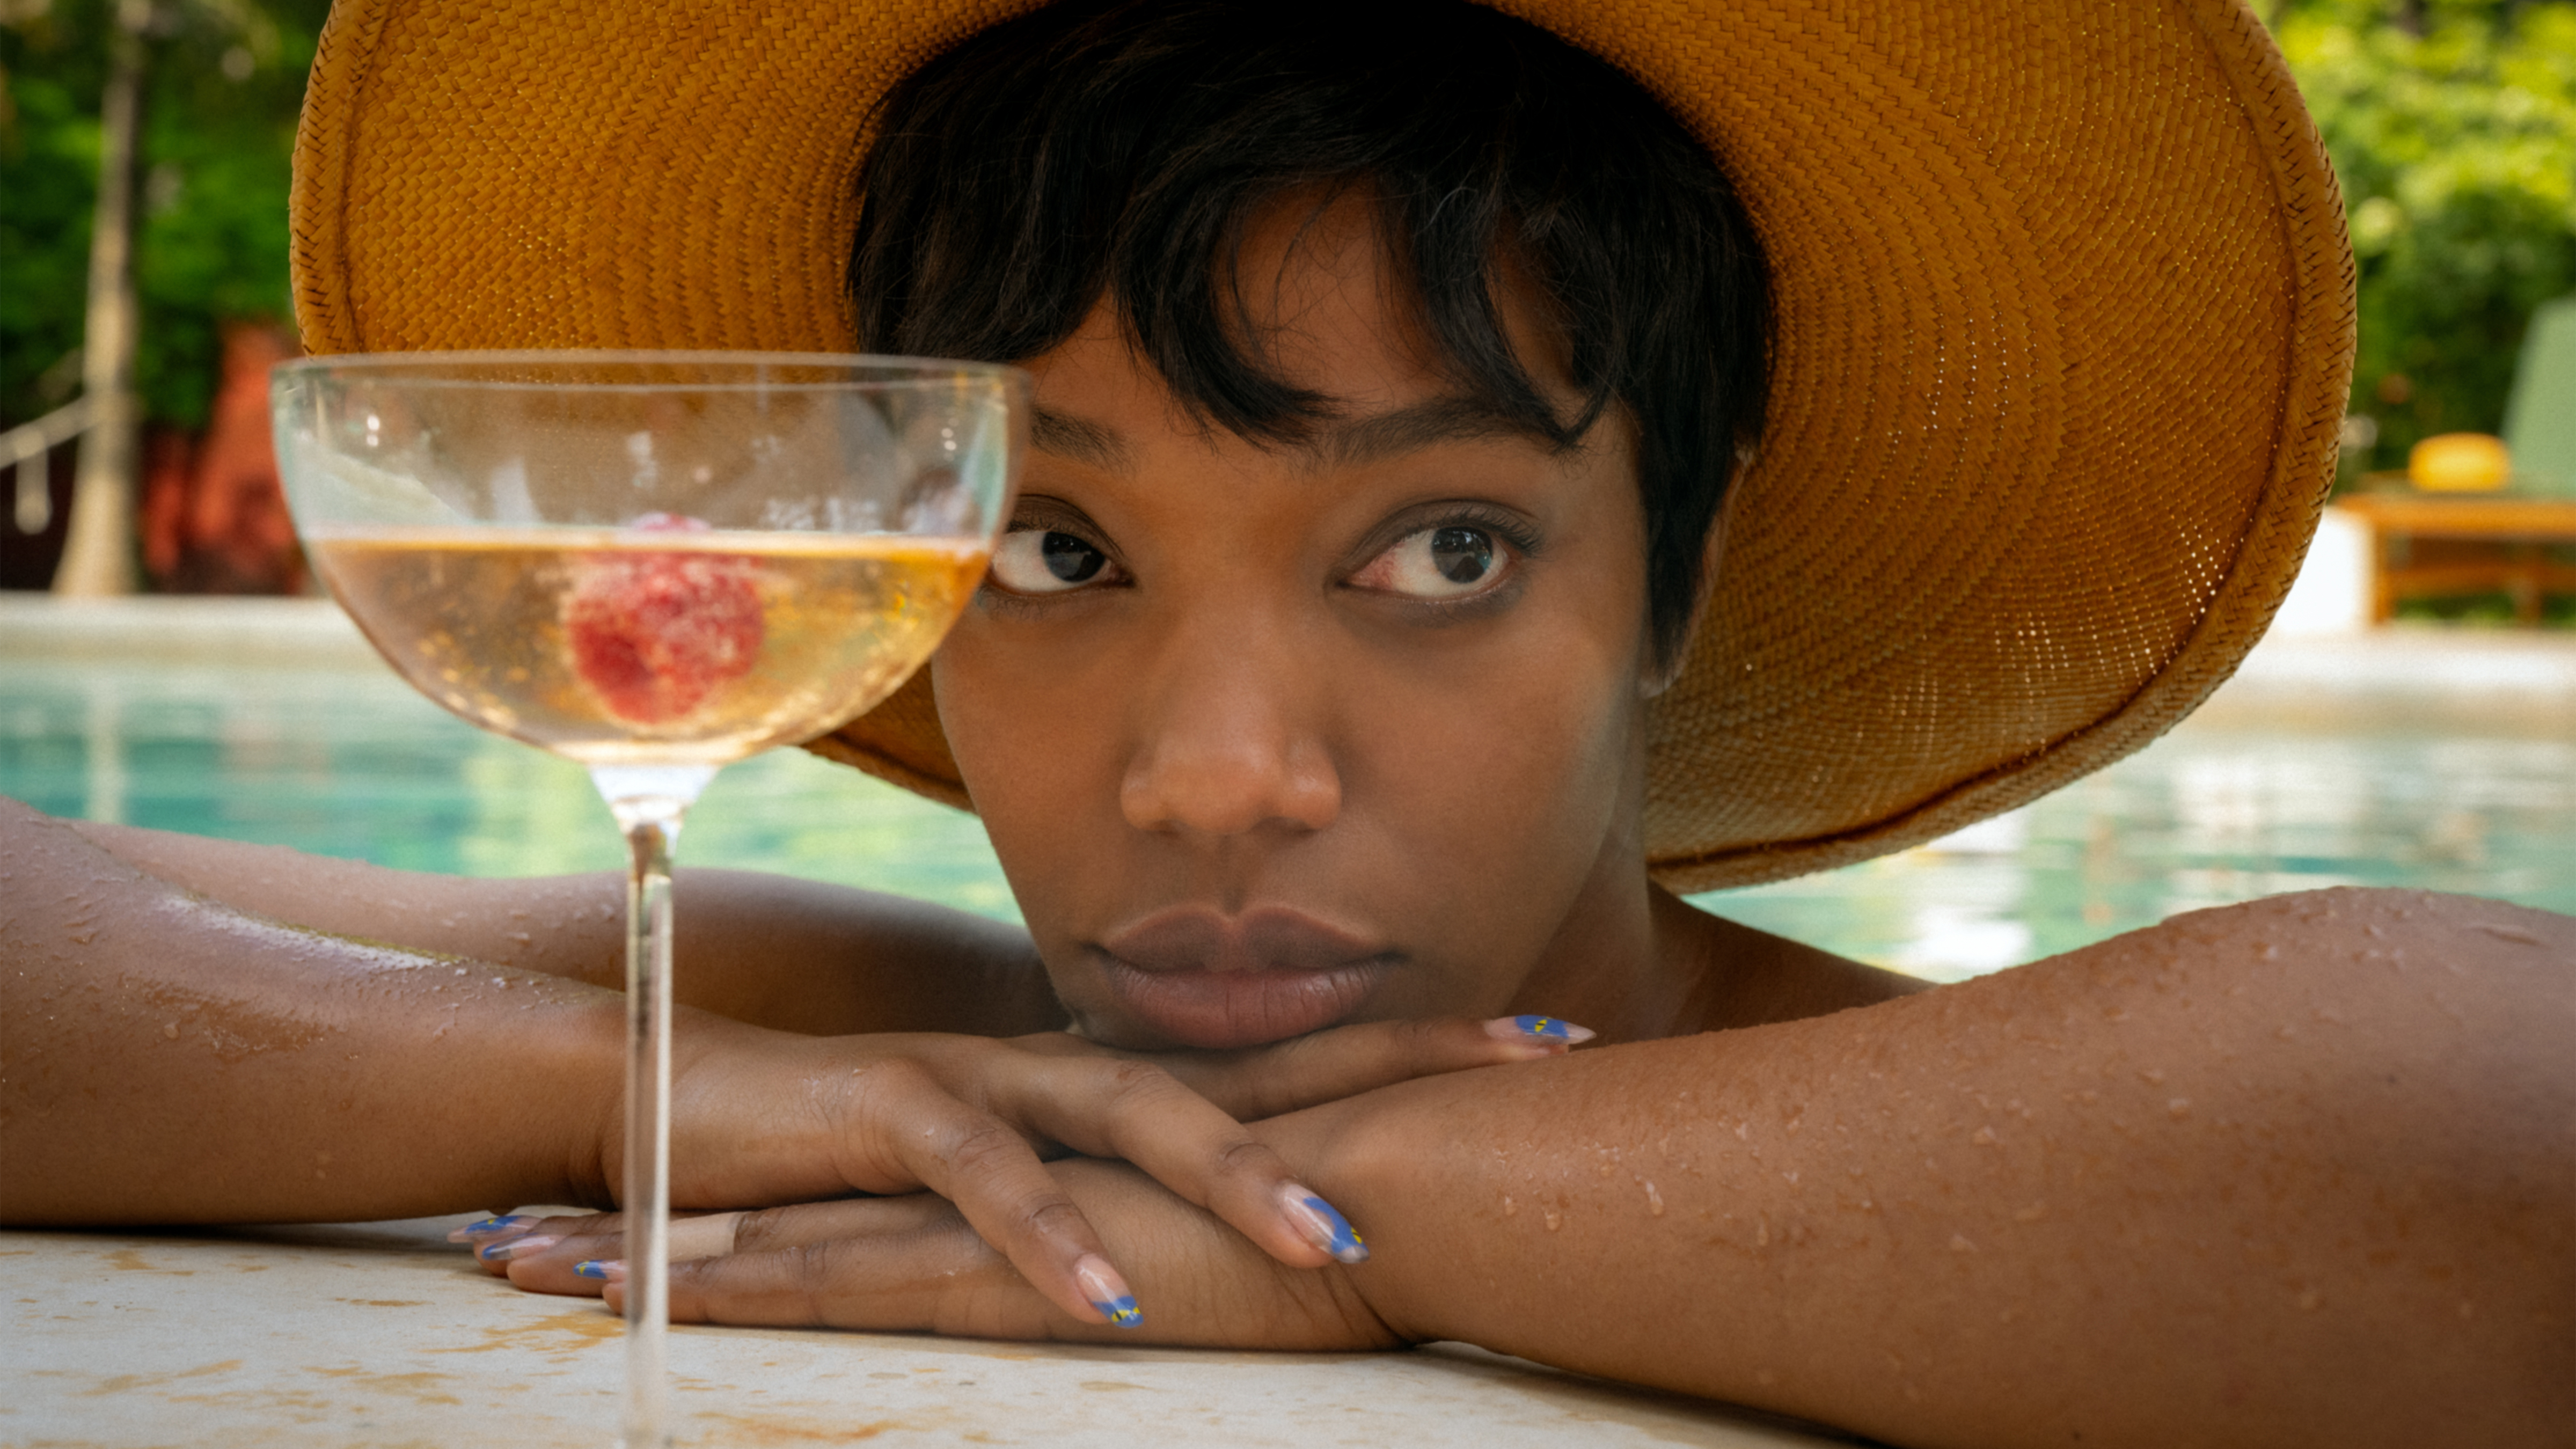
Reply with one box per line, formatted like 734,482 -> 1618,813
289,0 -> 2354,890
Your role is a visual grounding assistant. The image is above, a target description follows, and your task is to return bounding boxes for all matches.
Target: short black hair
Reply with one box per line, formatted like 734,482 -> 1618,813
851,0 -> 1769,666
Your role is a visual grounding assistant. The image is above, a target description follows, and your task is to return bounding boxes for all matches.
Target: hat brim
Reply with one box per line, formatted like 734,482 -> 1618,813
290,0 -> 2354,890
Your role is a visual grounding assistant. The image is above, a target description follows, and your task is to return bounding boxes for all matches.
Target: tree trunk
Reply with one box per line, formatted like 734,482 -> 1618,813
54,1 -> 148,597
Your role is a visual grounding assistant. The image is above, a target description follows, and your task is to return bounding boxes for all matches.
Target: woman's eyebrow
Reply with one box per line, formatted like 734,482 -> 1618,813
1312,395 -> 1558,469
1030,394 -> 1555,473
1031,405 -> 1132,470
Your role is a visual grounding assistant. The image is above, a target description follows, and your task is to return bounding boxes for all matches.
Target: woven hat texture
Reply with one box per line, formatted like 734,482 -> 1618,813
290,0 -> 2355,890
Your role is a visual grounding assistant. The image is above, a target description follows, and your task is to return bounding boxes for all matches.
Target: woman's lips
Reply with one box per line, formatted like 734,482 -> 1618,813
1092,907 -> 1396,1049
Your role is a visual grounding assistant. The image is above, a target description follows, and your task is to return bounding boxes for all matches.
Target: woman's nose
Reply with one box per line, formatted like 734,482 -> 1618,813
1118,623 -> 1342,838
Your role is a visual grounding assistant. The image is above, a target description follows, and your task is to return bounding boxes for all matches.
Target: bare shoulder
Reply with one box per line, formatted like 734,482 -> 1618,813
67,815 -> 633,980
1884,886 -> 2573,1033
1684,882 -> 2571,1057
1908,887 -> 2576,1127
38,803 -> 1059,1036
2044,886 -> 2572,1006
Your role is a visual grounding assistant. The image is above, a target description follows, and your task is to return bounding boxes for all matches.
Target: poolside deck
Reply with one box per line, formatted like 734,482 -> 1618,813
2,1214 -> 1854,1448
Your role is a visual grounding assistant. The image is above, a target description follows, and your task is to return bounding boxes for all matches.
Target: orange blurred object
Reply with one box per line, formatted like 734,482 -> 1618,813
140,323 -> 306,593
2407,432 -> 2512,493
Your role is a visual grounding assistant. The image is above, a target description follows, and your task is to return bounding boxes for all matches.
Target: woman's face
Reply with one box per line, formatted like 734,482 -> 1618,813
932,197 -> 1660,1050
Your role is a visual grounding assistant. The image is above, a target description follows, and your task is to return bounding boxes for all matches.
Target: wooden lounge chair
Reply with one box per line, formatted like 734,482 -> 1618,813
2339,295 -> 2576,623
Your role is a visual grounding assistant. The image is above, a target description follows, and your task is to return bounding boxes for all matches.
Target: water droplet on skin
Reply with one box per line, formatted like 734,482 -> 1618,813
1973,1126 -> 1999,1145
1645,1182 -> 1665,1216
1501,1195 -> 1516,1217
1542,1206 -> 1563,1232
1950,1234 -> 1977,1253
161,1022 -> 178,1038
2168,1098 -> 2192,1118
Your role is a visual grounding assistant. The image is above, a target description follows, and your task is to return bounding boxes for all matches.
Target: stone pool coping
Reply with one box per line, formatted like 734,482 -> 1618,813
2,1214 -> 1861,1448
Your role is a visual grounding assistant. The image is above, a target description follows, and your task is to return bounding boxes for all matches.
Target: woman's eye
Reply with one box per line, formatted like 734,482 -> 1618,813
1351,525 -> 1509,600
987,528 -> 1121,595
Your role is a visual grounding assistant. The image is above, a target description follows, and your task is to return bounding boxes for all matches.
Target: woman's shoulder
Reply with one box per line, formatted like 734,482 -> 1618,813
1676,885 -> 2571,1037
2025,887 -> 2572,993
41,808 -> 1062,1037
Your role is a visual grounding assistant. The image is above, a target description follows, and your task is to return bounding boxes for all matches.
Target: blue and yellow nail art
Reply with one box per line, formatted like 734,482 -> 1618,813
447,1213 -> 539,1243
1516,1015 -> 1572,1041
1091,1294 -> 1144,1328
573,1260 -> 619,1280
1298,1195 -> 1368,1264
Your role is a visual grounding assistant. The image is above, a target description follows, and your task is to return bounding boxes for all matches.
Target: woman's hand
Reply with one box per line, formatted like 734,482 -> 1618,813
470,1012 -> 1583,1328
472,1157 -> 1403,1349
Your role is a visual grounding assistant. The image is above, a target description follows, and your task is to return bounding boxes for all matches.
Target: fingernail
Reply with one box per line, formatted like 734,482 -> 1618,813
448,1213 -> 541,1243
1279,1184 -> 1369,1264
1072,1254 -> 1143,1328
573,1259 -> 626,1282
477,1234 -> 560,1263
1485,1014 -> 1597,1046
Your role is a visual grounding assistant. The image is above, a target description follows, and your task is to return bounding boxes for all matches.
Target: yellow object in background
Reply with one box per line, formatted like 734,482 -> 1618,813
2410,433 -> 2512,492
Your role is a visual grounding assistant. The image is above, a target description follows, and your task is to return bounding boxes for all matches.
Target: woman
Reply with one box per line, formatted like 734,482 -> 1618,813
3,1 -> 2567,1446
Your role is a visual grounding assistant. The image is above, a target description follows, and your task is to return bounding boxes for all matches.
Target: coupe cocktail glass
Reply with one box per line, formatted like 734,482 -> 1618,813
271,352 -> 1026,1448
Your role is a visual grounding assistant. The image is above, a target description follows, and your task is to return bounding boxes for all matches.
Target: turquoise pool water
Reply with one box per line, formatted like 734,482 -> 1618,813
5,618 -> 2570,979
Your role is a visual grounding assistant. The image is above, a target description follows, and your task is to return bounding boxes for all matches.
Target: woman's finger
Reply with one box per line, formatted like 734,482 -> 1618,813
998,1057 -> 1365,1270
495,1198 -> 946,1295
466,1209 -> 619,1277
633,1211 -> 1079,1340
1152,1014 -> 1594,1120
822,1058 -> 1144,1329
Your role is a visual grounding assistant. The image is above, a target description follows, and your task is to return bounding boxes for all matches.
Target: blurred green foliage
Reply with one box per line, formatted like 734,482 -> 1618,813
2,0 -> 327,431
2279,0 -> 2576,473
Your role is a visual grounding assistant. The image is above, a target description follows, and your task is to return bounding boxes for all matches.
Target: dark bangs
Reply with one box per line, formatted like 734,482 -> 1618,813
850,0 -> 1769,666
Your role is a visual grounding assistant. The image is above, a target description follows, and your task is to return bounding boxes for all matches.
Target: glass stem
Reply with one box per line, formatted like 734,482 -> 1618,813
592,763 -> 718,1449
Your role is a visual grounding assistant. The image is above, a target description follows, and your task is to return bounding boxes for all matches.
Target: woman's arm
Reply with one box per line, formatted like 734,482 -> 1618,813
63,818 -> 1064,1037
1297,888 -> 2572,1448
584,888 -> 2572,1449
2,797 -> 627,1222
2,795 -> 1567,1322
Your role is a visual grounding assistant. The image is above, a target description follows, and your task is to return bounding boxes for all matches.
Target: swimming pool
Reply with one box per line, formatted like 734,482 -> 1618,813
5,597 -> 2570,979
